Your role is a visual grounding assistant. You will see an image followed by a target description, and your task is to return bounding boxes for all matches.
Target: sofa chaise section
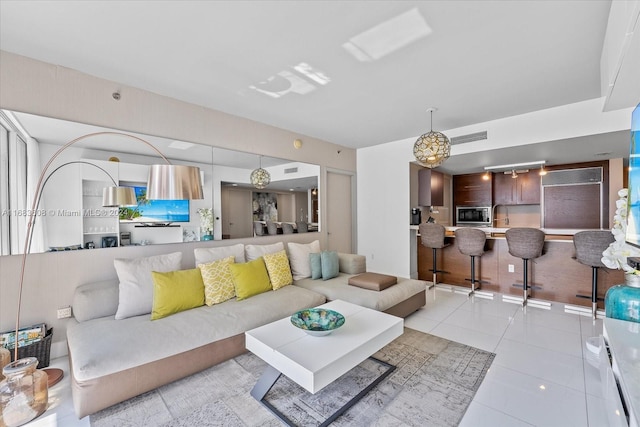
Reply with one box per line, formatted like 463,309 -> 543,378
293,253 -> 427,318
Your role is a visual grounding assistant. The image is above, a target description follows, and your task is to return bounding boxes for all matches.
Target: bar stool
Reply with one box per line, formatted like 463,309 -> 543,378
282,223 -> 295,234
573,230 -> 614,319
455,228 -> 487,294
419,223 -> 449,287
253,221 -> 265,236
505,228 -> 545,306
266,220 -> 278,235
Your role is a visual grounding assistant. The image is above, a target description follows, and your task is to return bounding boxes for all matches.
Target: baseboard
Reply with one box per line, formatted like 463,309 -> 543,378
564,304 -> 605,318
473,291 -> 494,300
51,339 -> 69,360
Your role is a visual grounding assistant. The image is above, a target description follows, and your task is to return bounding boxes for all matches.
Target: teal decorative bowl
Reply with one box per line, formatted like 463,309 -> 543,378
290,308 -> 345,336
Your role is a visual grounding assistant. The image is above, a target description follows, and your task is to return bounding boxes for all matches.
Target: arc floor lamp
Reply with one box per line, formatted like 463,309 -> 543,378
2,131 -> 203,426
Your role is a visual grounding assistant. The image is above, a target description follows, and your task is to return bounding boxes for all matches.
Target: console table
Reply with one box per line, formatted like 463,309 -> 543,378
602,318 -> 640,427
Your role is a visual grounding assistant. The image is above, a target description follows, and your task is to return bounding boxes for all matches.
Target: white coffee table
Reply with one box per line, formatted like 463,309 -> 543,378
245,300 -> 403,426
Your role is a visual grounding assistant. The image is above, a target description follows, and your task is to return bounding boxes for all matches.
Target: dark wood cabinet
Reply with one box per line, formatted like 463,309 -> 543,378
493,171 -> 540,205
453,173 -> 491,206
418,169 -> 444,206
543,183 -> 602,229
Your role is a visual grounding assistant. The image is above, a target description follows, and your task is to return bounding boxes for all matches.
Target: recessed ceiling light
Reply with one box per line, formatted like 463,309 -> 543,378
248,63 -> 330,99
343,8 -> 432,61
293,63 -> 330,86
168,140 -> 195,150
594,152 -> 612,156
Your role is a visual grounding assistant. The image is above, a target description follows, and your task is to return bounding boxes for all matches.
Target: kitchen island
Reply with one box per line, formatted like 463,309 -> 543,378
411,226 -> 625,309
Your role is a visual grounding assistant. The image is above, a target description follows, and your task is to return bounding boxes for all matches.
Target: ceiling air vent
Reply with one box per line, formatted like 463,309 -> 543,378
450,131 -> 488,145
284,167 -> 298,174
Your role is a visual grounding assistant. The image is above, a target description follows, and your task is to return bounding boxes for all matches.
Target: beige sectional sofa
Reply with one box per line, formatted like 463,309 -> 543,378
66,242 -> 426,418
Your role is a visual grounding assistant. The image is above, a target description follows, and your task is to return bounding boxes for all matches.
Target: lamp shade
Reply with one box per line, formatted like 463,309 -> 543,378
147,165 -> 204,200
102,187 -> 137,207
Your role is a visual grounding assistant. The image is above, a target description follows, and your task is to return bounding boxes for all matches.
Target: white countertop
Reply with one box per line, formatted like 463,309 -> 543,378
409,225 -> 605,236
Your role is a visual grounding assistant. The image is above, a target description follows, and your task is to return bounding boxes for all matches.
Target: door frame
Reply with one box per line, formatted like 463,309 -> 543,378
324,167 -> 357,253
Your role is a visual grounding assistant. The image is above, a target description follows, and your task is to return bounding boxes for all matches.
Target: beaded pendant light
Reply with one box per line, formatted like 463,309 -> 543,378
413,108 -> 450,168
250,155 -> 271,189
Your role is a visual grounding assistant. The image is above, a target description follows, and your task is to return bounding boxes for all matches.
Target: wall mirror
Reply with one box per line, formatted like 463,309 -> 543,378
0,110 -> 320,255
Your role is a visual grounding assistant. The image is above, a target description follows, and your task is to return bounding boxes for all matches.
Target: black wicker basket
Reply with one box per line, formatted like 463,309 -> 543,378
8,328 -> 53,369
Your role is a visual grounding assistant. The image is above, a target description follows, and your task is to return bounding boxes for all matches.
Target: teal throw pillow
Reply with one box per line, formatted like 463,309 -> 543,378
309,252 -> 322,280
321,251 -> 339,280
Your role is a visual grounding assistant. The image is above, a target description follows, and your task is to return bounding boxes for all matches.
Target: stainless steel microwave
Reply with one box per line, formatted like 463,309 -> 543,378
456,206 -> 492,226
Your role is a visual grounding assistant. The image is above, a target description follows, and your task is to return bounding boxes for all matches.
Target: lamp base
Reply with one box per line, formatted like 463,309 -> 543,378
43,368 -> 64,387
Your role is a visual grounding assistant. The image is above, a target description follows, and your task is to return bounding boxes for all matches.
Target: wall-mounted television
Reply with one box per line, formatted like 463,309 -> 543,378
119,186 -> 190,224
625,104 -> 640,248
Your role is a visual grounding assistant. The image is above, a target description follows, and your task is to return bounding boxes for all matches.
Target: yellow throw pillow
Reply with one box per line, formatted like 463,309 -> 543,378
198,256 -> 236,306
263,250 -> 293,290
229,258 -> 272,300
150,269 -> 205,320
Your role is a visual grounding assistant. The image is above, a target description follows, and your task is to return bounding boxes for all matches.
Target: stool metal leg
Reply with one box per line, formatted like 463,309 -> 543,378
471,255 -> 476,293
591,266 -> 598,319
432,248 -> 438,286
470,255 -> 476,293
576,266 -> 601,319
465,255 -> 488,295
522,258 -> 529,306
429,247 -> 449,287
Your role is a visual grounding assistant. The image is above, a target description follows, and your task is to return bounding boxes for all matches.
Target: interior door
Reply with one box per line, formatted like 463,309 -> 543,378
222,188 -> 252,239
326,170 -> 355,253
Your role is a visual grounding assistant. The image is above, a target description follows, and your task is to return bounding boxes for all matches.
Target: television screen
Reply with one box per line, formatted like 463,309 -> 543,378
625,104 -> 640,248
119,186 -> 190,223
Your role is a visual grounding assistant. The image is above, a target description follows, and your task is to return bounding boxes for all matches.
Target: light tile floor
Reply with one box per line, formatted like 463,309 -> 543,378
407,286 -> 610,427
27,286 -> 609,426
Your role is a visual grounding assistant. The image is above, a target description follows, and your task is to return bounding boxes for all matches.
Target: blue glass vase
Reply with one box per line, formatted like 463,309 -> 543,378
605,274 -> 640,323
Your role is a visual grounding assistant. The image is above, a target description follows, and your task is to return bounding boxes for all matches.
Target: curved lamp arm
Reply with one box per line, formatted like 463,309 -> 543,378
12,131 -> 182,360
26,160 -> 122,254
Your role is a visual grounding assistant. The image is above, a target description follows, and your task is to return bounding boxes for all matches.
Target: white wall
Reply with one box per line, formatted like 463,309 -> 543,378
357,98 -> 634,277
357,140 -> 413,277
0,50 -> 355,356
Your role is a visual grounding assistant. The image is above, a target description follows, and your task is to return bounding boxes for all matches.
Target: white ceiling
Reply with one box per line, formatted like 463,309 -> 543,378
0,0 -> 636,174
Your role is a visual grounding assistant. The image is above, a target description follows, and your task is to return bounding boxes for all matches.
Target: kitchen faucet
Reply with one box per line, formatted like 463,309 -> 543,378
492,204 -> 510,226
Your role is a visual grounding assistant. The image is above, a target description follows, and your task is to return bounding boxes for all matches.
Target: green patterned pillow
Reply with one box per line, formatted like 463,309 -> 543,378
263,250 -> 293,290
198,255 -> 236,305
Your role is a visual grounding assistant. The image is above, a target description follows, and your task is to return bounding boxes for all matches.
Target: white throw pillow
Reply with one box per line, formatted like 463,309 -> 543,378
194,244 -> 245,266
245,242 -> 285,261
114,252 -> 182,320
287,240 -> 321,280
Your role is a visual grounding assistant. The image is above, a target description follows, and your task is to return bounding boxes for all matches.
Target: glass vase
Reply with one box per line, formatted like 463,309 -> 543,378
0,348 -> 9,381
605,274 -> 640,323
0,357 -> 48,427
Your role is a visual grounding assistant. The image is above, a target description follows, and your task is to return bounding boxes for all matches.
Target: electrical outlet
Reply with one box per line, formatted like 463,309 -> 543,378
508,264 -> 515,273
57,306 -> 72,319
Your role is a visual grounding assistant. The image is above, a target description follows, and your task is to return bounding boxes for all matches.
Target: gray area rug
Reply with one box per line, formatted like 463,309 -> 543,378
90,328 -> 494,427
